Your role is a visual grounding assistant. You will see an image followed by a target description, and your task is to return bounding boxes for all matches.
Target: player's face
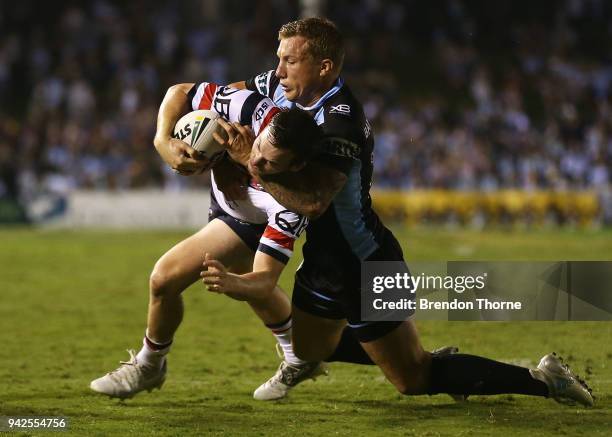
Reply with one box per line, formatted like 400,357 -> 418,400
248,127 -> 304,176
275,36 -> 324,107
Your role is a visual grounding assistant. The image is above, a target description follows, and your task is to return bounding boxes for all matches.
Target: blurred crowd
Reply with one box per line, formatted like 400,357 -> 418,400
338,0 -> 612,191
0,0 -> 610,203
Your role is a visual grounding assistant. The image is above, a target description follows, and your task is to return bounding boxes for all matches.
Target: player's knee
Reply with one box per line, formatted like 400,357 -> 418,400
149,269 -> 169,298
149,264 -> 181,299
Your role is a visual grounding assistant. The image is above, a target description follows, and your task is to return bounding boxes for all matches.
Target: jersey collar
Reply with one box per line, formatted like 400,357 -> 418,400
295,77 -> 344,111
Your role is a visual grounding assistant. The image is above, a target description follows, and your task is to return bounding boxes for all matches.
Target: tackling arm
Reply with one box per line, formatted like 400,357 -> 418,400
256,163 -> 347,219
228,75 -> 348,218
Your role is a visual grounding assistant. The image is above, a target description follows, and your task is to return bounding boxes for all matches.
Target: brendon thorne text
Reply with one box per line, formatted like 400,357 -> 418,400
372,298 -> 523,311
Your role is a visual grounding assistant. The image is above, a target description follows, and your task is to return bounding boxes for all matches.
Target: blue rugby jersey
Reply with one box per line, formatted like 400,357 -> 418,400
246,71 -> 390,284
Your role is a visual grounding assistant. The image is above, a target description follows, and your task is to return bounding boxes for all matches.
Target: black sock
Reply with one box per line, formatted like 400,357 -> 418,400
428,353 -> 549,397
325,326 -> 374,365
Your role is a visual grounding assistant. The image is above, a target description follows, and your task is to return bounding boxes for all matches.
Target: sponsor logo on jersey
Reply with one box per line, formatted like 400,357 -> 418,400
254,100 -> 269,121
320,137 -> 360,159
275,210 -> 309,236
329,104 -> 351,115
213,86 -> 240,120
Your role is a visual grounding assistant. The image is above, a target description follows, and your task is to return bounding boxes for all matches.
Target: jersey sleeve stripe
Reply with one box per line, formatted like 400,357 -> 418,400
268,72 -> 280,98
191,83 -> 207,111
262,226 -> 295,249
260,106 -> 281,132
197,83 -> 217,110
187,84 -> 197,108
257,242 -> 290,264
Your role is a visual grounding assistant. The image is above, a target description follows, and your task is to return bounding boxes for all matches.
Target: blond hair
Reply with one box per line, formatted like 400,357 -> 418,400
278,17 -> 345,71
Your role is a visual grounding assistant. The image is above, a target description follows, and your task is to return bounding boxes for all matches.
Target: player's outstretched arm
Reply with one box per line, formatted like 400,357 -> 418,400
153,83 -> 210,175
256,164 -> 347,219
200,252 -> 285,301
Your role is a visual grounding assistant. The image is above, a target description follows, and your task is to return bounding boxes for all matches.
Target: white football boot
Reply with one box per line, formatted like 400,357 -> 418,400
90,350 -> 167,399
529,352 -> 594,407
253,360 -> 328,401
254,344 -> 328,401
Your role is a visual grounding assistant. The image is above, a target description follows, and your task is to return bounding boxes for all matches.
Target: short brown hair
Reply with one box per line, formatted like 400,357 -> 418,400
268,108 -> 322,164
278,17 -> 345,71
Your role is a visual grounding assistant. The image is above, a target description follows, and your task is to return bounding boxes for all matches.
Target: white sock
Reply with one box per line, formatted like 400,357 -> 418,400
135,331 -> 171,369
268,318 -> 306,366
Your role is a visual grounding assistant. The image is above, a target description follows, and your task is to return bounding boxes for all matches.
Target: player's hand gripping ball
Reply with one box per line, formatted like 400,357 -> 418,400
172,110 -> 229,171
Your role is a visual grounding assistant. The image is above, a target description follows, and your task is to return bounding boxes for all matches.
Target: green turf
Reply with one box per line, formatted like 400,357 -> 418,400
0,227 -> 611,436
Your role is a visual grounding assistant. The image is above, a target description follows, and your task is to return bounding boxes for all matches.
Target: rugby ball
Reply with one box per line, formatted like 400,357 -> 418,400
172,110 -> 228,166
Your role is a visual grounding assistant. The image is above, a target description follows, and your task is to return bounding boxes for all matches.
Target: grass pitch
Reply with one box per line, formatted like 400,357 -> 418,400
0,227 -> 611,436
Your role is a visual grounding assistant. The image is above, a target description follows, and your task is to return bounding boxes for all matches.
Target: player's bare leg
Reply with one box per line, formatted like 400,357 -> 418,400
90,219 -> 254,399
245,285 -> 291,328
252,305 -> 343,400
147,219 -> 254,344
226,282 -> 305,376
359,320 -> 431,394
360,320 -> 593,406
291,305 -> 347,361
229,281 -> 319,401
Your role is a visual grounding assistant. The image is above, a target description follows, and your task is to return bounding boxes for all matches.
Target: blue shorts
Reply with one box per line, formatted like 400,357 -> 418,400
292,227 -> 407,343
208,191 -> 265,252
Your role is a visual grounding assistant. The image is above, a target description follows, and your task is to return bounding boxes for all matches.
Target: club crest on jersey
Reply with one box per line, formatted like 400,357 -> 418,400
256,72 -> 270,96
329,104 -> 351,116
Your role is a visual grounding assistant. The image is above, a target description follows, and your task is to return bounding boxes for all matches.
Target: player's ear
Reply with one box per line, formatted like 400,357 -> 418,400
320,58 -> 334,77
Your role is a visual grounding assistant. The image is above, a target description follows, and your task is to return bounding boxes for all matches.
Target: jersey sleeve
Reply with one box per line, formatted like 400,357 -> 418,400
313,152 -> 354,176
191,81 -> 279,136
313,104 -> 372,175
245,70 -> 280,99
257,208 -> 308,264
312,135 -> 362,176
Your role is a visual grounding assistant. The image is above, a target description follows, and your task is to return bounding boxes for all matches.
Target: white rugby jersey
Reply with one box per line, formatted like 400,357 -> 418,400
190,82 -> 307,263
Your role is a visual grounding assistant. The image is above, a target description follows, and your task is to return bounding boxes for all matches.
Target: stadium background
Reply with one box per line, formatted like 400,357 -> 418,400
1,1 -> 611,436
1,0 -> 611,226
